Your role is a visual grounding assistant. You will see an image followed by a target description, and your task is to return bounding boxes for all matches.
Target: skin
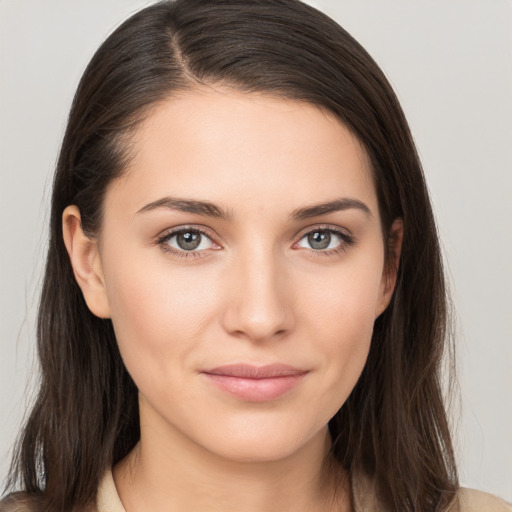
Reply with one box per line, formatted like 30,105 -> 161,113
63,88 -> 402,512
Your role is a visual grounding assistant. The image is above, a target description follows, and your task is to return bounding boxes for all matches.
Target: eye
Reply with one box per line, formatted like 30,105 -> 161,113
295,228 -> 353,252
157,227 -> 220,255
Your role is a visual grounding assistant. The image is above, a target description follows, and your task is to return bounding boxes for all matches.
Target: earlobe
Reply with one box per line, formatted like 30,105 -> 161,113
62,205 -> 111,318
376,218 -> 404,317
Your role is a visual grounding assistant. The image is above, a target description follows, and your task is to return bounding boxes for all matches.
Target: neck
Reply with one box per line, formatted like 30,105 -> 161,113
113,407 -> 350,512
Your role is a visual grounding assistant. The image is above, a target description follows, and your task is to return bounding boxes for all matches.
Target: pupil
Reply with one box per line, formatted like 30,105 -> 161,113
177,231 -> 201,250
308,231 -> 331,250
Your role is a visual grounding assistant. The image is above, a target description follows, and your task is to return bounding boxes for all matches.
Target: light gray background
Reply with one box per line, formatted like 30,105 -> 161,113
1,0 -> 511,501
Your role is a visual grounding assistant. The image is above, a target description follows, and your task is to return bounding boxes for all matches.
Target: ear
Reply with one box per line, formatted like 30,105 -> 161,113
376,218 -> 403,317
62,205 -> 111,318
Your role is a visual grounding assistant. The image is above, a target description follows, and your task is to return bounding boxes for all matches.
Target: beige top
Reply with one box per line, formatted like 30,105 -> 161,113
96,469 -> 512,512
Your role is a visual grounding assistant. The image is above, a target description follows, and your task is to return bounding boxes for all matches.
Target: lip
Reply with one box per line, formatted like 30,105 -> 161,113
201,364 -> 309,402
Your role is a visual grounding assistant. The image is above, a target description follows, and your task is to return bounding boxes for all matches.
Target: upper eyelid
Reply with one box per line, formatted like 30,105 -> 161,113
156,225 -> 218,242
295,224 -> 352,239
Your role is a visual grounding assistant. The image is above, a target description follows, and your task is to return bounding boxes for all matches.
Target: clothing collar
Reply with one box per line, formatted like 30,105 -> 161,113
96,468 -> 387,512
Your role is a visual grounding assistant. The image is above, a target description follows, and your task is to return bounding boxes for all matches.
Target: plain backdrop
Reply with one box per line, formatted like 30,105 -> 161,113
1,0 -> 511,501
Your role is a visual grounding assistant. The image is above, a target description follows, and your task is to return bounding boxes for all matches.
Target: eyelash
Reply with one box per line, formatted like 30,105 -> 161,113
155,225 -> 355,259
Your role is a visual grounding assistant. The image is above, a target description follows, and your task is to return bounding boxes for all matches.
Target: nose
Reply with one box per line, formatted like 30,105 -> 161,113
221,245 -> 295,343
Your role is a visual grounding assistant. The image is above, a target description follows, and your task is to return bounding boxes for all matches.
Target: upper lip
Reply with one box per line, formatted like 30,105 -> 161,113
203,364 -> 308,379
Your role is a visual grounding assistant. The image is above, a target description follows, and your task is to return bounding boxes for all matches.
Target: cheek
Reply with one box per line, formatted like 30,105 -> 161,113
302,251 -> 384,342
309,285 -> 375,380
298,254 -> 383,409
102,253 -> 220,379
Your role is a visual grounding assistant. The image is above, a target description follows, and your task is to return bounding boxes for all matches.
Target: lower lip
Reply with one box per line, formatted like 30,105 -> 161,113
202,373 -> 307,402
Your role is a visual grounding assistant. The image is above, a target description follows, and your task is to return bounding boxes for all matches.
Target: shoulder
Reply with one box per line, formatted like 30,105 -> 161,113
0,492 -> 41,512
352,472 -> 512,512
454,487 -> 512,512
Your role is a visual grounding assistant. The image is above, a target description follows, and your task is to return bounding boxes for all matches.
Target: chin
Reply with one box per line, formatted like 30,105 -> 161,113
198,420 -> 328,465
211,441 -> 306,464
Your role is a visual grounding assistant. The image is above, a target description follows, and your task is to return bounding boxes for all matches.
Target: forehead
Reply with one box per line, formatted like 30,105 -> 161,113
109,87 -> 378,218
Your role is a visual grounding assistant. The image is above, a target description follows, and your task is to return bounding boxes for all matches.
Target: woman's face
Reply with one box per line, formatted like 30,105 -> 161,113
80,89 -> 396,463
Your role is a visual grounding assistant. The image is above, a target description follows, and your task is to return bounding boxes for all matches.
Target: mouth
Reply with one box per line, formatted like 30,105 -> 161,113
201,364 -> 309,402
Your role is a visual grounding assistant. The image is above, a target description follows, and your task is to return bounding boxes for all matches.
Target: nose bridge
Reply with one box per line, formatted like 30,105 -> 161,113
222,240 -> 293,341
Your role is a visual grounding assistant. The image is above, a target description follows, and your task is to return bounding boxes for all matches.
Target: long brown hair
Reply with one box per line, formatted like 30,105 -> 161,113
2,1 -> 458,510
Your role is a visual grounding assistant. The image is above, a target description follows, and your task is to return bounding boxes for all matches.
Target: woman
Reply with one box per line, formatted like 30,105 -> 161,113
1,0 -> 510,511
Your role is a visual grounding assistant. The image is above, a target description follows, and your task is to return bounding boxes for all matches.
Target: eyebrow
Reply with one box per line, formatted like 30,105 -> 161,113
136,196 -> 372,221
290,198 -> 372,220
137,197 -> 231,219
